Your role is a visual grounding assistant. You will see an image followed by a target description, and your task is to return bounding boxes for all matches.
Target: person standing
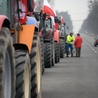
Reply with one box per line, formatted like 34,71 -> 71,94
66,32 -> 75,57
74,33 -> 83,57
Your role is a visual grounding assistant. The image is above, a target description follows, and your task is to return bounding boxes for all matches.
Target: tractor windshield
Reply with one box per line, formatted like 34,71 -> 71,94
0,0 -> 10,17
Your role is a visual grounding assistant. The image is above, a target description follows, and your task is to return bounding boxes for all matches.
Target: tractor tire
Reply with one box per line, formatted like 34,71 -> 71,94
0,27 -> 15,98
30,32 -> 42,98
55,42 -> 59,63
55,42 -> 60,63
57,43 -> 60,62
15,50 -> 31,98
44,42 -> 52,68
40,37 -> 45,75
52,40 -> 55,66
60,38 -> 65,58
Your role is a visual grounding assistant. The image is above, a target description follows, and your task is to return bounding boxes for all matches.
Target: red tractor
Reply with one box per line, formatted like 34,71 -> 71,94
54,16 -> 66,58
39,12 -> 55,68
0,0 -> 42,98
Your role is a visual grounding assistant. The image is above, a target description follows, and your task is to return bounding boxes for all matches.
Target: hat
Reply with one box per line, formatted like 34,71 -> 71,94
77,33 -> 80,36
70,32 -> 73,34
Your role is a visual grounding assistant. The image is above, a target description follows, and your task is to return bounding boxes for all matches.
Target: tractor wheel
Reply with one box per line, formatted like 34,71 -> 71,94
30,32 -> 42,98
52,40 -> 55,66
57,43 -> 60,62
55,42 -> 59,63
44,42 -> 52,68
60,38 -> 65,58
0,27 -> 15,98
40,37 -> 45,75
55,42 -> 60,63
15,50 -> 31,98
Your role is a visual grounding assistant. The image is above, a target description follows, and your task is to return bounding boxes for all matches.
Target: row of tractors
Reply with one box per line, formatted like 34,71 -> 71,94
0,0 -> 66,98
39,12 -> 66,69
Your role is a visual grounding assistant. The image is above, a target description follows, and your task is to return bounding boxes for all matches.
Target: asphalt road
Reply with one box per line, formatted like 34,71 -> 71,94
42,34 -> 98,98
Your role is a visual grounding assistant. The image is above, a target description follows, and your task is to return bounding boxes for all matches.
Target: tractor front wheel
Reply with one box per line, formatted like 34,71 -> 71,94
44,42 -> 52,68
0,27 -> 15,98
15,50 -> 31,98
60,38 -> 65,58
30,32 -> 42,98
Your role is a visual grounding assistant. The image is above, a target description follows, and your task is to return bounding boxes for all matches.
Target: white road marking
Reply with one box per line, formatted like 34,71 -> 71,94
84,39 -> 98,53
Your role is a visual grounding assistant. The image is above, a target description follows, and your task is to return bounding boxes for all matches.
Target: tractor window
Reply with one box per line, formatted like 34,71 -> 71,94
0,0 -> 10,17
46,19 -> 51,28
46,18 -> 53,28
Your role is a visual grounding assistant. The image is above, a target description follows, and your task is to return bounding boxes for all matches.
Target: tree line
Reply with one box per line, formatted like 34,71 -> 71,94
79,0 -> 98,35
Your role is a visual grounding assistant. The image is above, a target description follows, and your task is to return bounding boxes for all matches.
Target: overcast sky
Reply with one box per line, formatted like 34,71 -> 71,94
54,0 -> 89,33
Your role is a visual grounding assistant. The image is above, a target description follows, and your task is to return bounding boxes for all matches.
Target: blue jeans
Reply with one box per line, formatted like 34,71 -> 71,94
66,43 -> 73,56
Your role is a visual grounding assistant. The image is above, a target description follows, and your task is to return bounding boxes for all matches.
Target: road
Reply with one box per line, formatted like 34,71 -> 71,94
42,34 -> 98,98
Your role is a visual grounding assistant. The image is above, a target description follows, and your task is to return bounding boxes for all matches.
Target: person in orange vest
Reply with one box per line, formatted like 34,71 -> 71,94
74,33 -> 83,57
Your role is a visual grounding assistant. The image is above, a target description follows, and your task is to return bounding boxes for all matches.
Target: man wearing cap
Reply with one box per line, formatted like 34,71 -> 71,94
66,32 -> 75,57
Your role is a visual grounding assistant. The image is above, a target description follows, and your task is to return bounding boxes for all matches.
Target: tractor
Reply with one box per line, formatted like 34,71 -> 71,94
54,16 -> 66,58
0,0 -> 42,98
38,11 -> 55,68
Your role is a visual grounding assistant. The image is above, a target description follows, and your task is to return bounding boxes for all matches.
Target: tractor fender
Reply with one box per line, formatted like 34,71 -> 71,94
0,15 -> 10,30
54,30 -> 59,43
13,43 -> 29,52
19,24 -> 37,53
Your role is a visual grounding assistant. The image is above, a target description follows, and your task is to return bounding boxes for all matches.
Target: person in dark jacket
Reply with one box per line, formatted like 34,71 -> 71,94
74,33 -> 82,57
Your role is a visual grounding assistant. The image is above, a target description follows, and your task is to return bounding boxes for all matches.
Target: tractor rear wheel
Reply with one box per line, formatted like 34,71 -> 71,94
30,32 -> 42,98
40,37 -> 45,75
44,42 -> 52,68
55,42 -> 60,63
55,42 -> 59,63
15,50 -> 31,98
60,38 -> 65,58
52,40 -> 55,66
0,27 -> 15,98
57,43 -> 60,62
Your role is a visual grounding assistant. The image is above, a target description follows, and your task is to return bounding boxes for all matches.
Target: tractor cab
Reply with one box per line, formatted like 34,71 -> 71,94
54,16 -> 66,38
39,12 -> 54,40
54,16 -> 66,58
